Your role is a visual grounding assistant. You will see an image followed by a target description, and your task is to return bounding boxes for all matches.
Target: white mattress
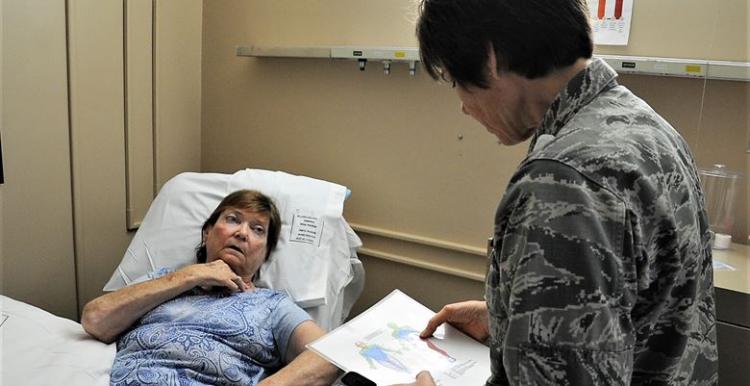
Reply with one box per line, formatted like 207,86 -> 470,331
0,295 -> 115,385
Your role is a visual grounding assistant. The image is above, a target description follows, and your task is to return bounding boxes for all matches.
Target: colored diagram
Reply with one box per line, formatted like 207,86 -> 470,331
596,0 -> 625,20
355,341 -> 410,373
353,322 -> 459,374
387,322 -> 456,362
588,0 -> 634,45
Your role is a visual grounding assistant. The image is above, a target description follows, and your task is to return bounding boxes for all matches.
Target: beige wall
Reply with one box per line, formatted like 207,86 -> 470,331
202,0 -> 749,313
1,0 -> 78,319
349,256 -> 485,318
596,0 -> 748,61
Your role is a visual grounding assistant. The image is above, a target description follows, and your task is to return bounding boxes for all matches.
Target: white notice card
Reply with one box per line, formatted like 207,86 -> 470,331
308,290 -> 490,386
289,210 -> 323,246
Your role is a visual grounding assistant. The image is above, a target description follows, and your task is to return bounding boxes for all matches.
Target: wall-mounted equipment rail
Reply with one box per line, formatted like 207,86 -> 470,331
236,45 -> 750,81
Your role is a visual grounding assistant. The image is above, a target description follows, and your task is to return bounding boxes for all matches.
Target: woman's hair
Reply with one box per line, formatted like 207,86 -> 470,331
416,0 -> 593,88
196,189 -> 282,263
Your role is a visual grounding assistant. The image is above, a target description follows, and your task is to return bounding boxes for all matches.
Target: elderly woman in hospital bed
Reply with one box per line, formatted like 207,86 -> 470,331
82,189 -> 339,386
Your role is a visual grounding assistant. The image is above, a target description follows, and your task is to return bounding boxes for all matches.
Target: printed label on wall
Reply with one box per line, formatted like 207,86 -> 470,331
290,210 -> 323,246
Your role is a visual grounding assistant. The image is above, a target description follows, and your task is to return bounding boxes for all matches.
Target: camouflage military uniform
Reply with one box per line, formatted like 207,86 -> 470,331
485,59 -> 718,385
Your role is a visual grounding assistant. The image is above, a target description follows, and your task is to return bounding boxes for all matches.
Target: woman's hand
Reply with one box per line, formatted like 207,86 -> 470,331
83,263 -> 240,343
420,300 -> 489,343
82,261 -> 248,343
179,260 -> 249,292
389,371 -> 436,386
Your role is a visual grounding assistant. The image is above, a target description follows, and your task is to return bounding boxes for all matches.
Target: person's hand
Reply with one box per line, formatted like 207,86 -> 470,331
389,371 -> 436,386
420,300 -> 489,343
179,260 -> 249,292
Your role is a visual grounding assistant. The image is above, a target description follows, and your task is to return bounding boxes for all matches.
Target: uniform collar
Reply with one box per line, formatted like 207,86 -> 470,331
528,58 -> 619,153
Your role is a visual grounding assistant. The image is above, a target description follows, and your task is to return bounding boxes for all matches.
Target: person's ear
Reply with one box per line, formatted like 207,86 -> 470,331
486,42 -> 500,80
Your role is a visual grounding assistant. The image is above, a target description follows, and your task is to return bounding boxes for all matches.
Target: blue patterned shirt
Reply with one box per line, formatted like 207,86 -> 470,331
110,268 -> 311,386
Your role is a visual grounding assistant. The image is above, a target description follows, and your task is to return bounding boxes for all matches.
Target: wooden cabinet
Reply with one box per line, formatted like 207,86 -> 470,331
1,0 -> 201,320
1,0 -> 78,320
716,288 -> 750,386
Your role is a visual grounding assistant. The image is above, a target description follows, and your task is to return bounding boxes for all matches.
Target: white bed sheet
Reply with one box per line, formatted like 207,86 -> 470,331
0,295 -> 115,386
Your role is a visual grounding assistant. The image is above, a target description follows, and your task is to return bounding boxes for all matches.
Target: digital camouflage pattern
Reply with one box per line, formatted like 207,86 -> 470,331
485,59 -> 718,385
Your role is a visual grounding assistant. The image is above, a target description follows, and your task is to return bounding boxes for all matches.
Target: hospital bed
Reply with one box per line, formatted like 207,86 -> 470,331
0,169 -> 365,385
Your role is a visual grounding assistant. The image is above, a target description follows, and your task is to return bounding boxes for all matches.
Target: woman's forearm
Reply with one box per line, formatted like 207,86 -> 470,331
258,320 -> 340,386
81,269 -> 197,343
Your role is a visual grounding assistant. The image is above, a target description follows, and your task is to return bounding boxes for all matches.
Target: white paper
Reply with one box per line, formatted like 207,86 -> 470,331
308,290 -> 490,386
588,0 -> 634,46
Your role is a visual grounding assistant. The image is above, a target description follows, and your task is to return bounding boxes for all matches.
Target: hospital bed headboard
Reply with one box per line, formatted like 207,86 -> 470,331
104,169 -> 364,330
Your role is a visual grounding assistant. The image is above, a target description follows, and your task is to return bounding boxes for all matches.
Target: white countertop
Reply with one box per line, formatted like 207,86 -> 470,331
713,243 -> 750,295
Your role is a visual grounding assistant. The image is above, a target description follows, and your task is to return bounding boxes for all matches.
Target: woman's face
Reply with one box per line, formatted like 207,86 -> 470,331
202,207 -> 270,279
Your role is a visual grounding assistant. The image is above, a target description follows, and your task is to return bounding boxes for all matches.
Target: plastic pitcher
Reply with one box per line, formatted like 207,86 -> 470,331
699,164 -> 742,248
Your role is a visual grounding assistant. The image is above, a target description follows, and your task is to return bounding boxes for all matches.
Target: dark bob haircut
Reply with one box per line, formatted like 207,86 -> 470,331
196,189 -> 282,263
416,0 -> 593,88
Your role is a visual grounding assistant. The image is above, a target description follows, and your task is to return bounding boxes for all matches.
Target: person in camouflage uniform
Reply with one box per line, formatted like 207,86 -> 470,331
395,1 -> 719,385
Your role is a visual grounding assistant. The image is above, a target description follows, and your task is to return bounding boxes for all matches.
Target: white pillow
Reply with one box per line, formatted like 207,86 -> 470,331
104,169 -> 354,308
